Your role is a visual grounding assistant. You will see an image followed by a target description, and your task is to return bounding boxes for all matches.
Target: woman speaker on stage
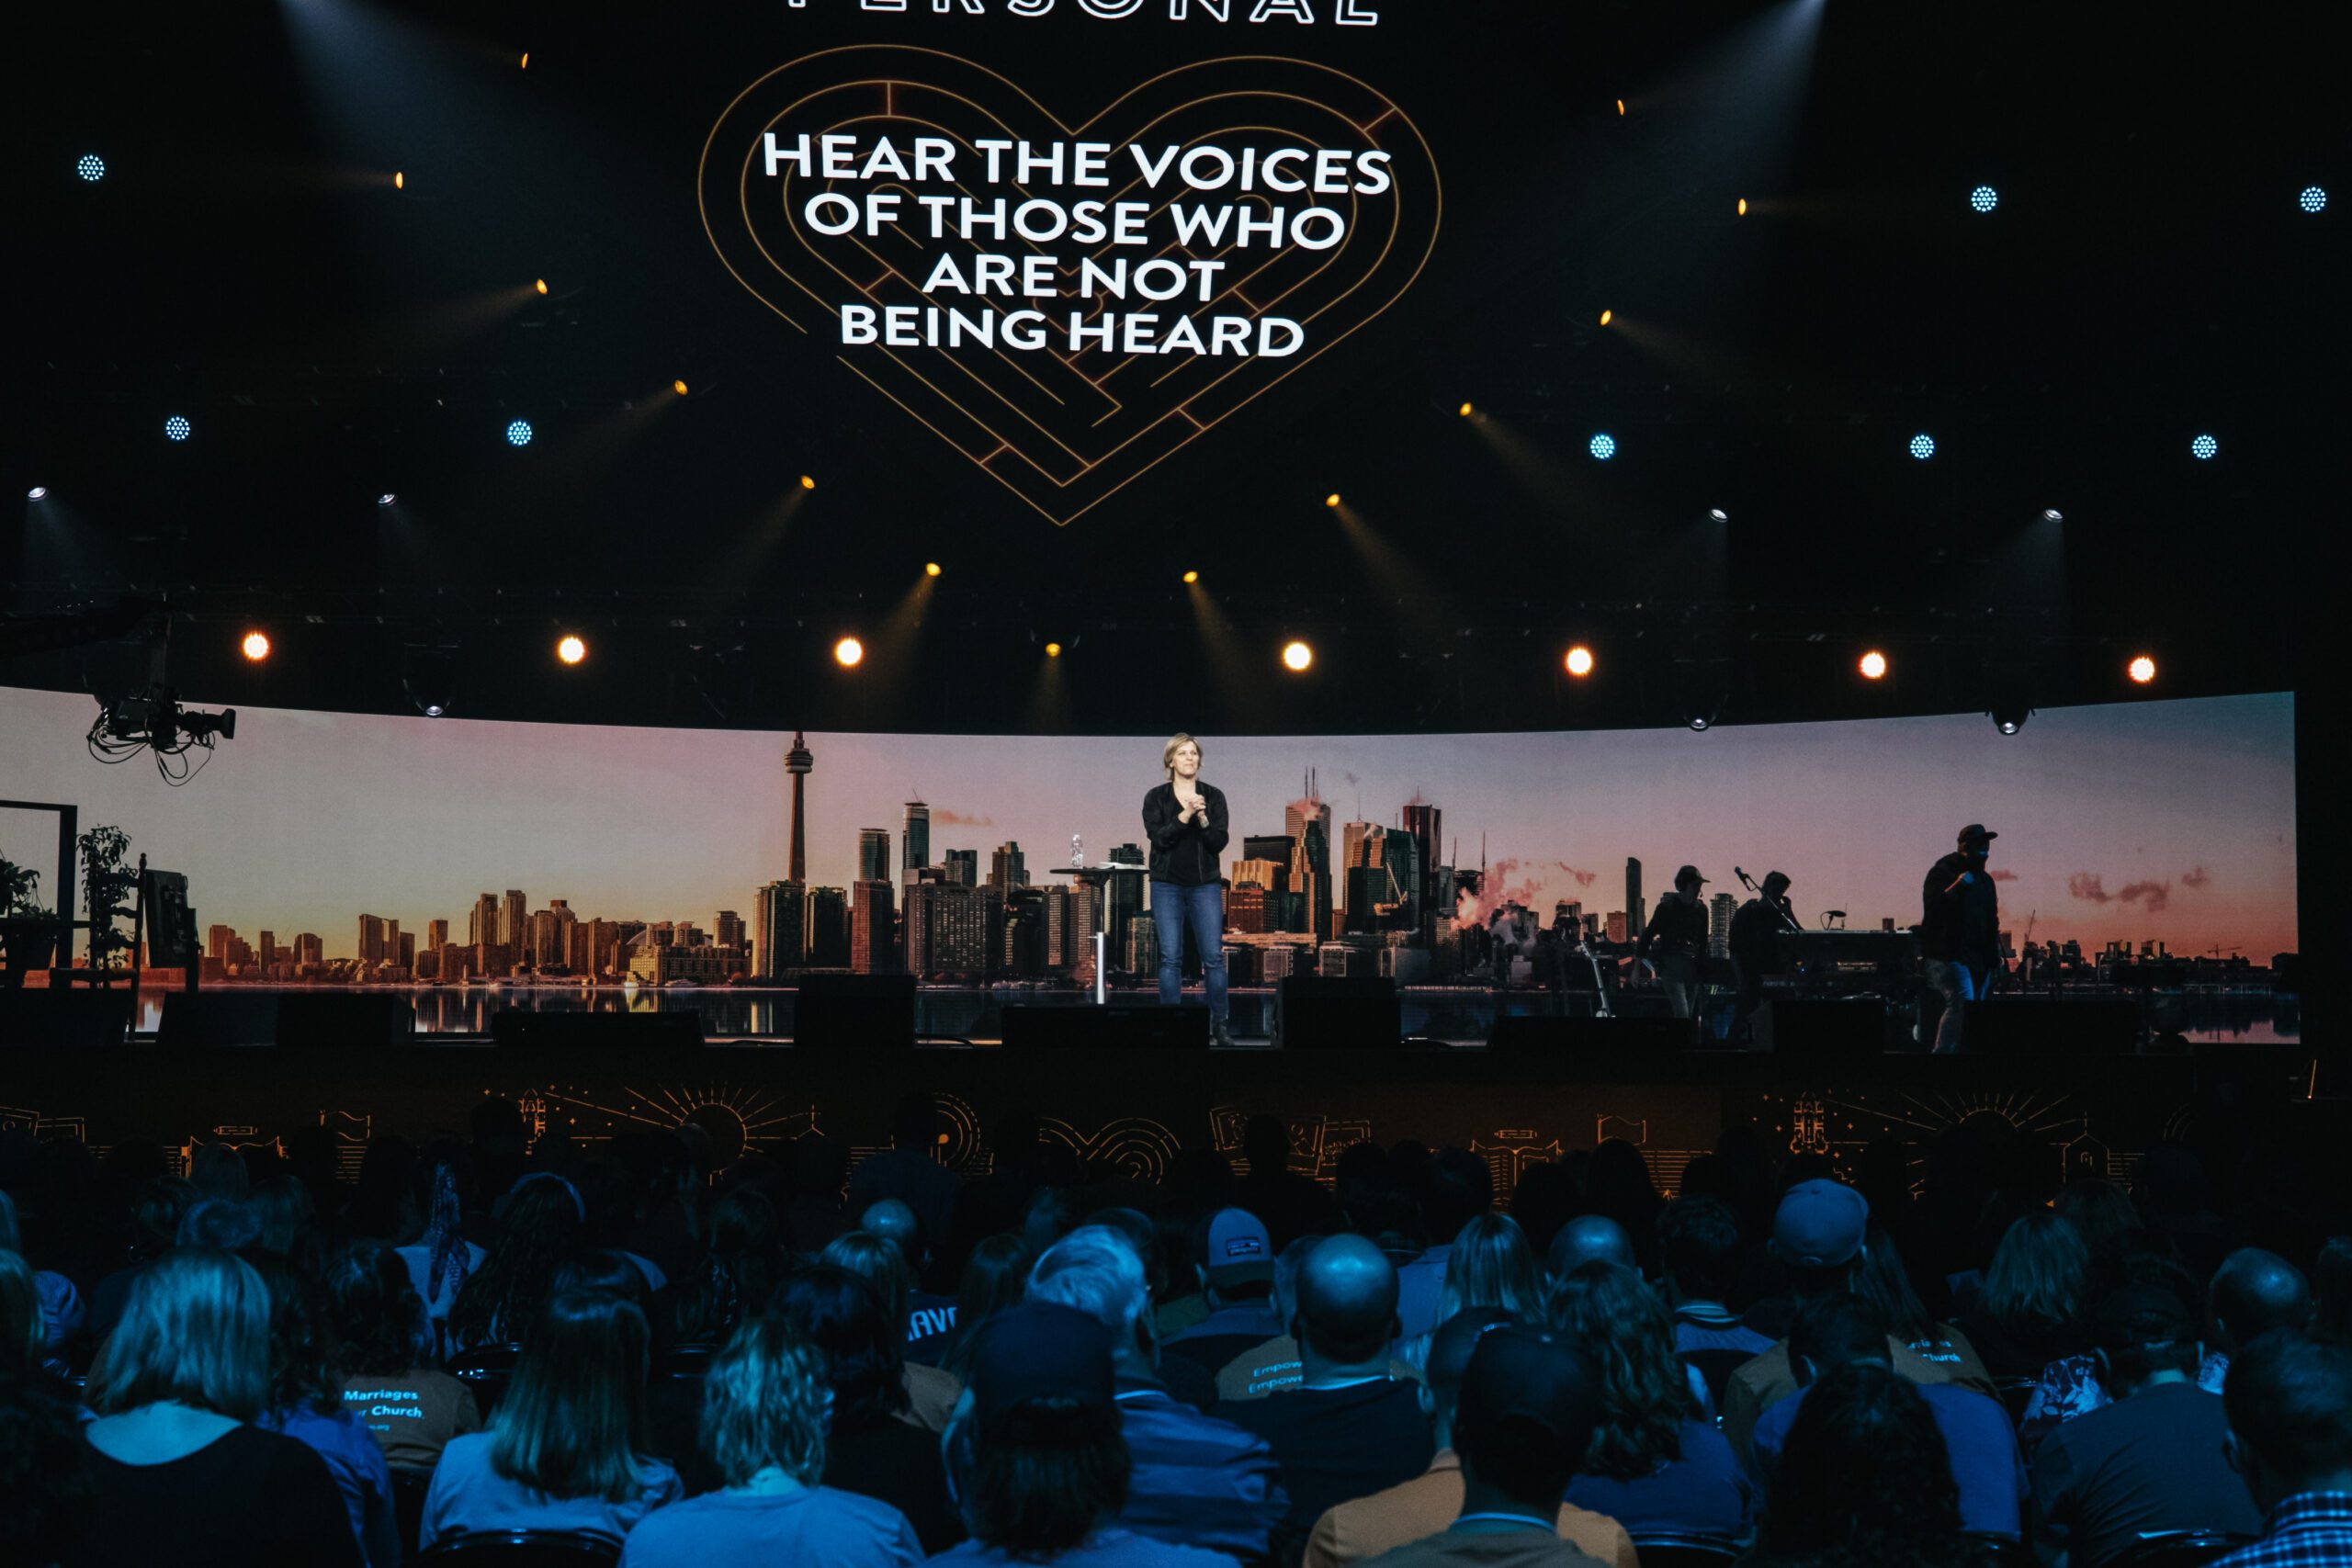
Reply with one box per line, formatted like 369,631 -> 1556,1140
1142,733 -> 1232,1044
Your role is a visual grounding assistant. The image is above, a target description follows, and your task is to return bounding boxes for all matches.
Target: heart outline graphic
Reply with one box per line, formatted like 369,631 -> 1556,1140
699,46 -> 1442,525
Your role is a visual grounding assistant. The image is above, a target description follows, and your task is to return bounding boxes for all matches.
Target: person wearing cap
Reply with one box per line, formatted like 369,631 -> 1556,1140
1026,1226 -> 1288,1562
1225,1238 -> 1434,1561
1726,871 -> 1795,1044
1166,1209 -> 1288,1380
1306,1310 -> 1636,1568
1920,824 -> 2001,1054
1721,1179 -> 1976,1464
2030,1285 -> 2265,1567
933,1299 -> 1240,1567
1635,865 -> 1711,1021
1355,1325 -> 1614,1568
2211,1332 -> 2352,1568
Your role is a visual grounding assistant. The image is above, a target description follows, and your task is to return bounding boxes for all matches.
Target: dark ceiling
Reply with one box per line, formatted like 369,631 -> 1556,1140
8,0 -> 2340,737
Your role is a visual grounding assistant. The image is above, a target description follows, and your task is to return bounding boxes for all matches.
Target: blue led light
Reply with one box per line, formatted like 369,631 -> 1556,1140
164,415 -> 190,442
77,153 -> 106,182
1969,185 -> 1998,213
2190,433 -> 2218,460
1589,433 -> 1616,460
1909,433 -> 1935,460
505,419 -> 534,447
2301,186 -> 2327,213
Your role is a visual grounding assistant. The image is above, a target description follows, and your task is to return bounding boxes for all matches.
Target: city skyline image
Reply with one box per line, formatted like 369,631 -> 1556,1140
0,684 -> 2297,976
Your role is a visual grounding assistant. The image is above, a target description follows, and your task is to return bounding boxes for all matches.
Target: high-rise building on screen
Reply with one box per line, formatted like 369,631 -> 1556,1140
902,799 -> 930,881
989,841 -> 1027,893
850,880 -> 896,973
857,829 -> 890,884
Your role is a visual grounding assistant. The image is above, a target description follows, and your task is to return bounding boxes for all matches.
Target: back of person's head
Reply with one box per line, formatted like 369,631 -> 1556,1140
129,1175 -> 196,1260
245,1249 -> 340,1416
891,1090 -> 942,1152
773,1264 -> 907,1422
1271,1233 -> 1324,1328
491,1291 -> 651,1502
176,1196 -> 262,1252
2053,1179 -> 2140,1263
1442,1214 -> 1540,1322
2223,1331 -> 2352,1500
1546,1214 -> 1634,1282
1424,1149 -> 1493,1244
248,1175 -> 312,1258
1295,1235 -> 1400,1364
1754,1361 -> 1961,1557
322,1240 -> 427,1377
1789,1292 -> 1893,1384
861,1198 -> 922,1267
0,1250 -> 44,1374
2093,1283 -> 2202,1393
700,1314 -> 831,1488
1656,1196 -> 1746,1304
1586,1140 -> 1659,1219
454,1178 -> 582,1347
1851,1223 -> 1934,1343
1770,1179 -> 1869,1296
960,1300 -> 1127,1556
945,1233 -> 1031,1379
1022,1186 -> 1082,1256
1424,1306 -> 1517,1425
1082,1208 -> 1162,1295
1545,1260 -> 1694,1479
1028,1225 -> 1148,1342
823,1230 -> 914,1334
0,1365 -> 95,1564
1452,1324 -> 1600,1506
87,1247 -> 270,1422
1984,1211 -> 2090,1337
188,1141 -> 252,1203
675,1190 -> 786,1344
2211,1248 -> 2312,1348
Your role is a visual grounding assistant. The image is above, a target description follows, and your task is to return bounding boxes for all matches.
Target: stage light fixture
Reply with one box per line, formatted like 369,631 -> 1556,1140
924,561 -> 942,577
1736,197 -> 1747,216
241,630 -> 271,662
2190,433 -> 2218,459
2041,508 -> 2063,523
1282,640 -> 1314,671
1615,98 -> 1625,116
555,634 -> 587,666
1684,710 -> 1714,732
1564,645 -> 1594,677
1589,433 -> 1616,460
1324,492 -> 1340,508
378,492 -> 397,507
519,51 -> 529,69
800,475 -> 816,491
77,154 -> 106,182
505,419 -> 534,447
1859,649 -> 1888,681
2301,186 -> 2327,213
164,416 -> 191,442
1045,641 -> 1063,658
1990,704 -> 2031,735
424,703 -> 446,718
393,171 -> 404,190
2127,653 -> 2157,684
28,486 -> 48,501
1909,433 -> 1935,459
1970,185 -> 1998,213
833,637 -> 864,667
673,378 -> 689,395
1182,570 -> 1200,584
1708,508 -> 1728,523
1458,401 -> 1474,416
1599,309 -> 1612,326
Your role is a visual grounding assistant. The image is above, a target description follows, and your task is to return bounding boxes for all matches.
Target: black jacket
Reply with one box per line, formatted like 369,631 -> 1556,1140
1919,852 -> 1998,964
1728,897 -> 1793,972
1141,781 -> 1229,886
1637,890 -> 1708,959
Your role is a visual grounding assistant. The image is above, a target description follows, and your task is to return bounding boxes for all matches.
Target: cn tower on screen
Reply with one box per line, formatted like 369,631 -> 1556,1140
786,731 -> 814,882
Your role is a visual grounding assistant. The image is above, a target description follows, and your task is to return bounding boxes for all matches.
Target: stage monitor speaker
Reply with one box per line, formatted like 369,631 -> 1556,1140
1274,976 -> 1400,1050
1963,998 -> 2139,1057
1000,1005 -> 1209,1050
1757,999 -> 1887,1057
274,994 -> 416,1048
0,989 -> 132,1047
492,1011 -> 705,1050
795,974 -> 915,1050
1489,1015 -> 1696,1052
159,992 -> 281,1048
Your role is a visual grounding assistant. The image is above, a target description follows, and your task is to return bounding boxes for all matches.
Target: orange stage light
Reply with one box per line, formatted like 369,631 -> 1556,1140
1859,649 -> 1888,681
1282,640 -> 1314,671
800,475 -> 816,491
241,630 -> 271,663
1045,642 -> 1063,659
1182,570 -> 1200,584
673,378 -> 688,395
834,637 -> 863,668
555,634 -> 587,666
1564,645 -> 1594,677
2127,654 -> 2157,684
924,562 -> 942,578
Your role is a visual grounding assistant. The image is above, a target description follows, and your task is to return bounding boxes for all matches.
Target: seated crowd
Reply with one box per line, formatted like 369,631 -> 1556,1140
1,1094 -> 2348,1568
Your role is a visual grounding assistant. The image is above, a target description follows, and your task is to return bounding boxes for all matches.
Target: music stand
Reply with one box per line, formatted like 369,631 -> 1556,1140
1045,864 -> 1152,1005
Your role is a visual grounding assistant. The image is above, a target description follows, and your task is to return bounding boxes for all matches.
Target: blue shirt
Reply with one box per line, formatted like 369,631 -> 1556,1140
1564,1419 -> 1752,1538
1113,1378 -> 1287,1562
620,1484 -> 922,1568
2209,1492 -> 2352,1568
262,1403 -> 400,1568
927,1525 -> 1238,1566
1749,1381 -> 2028,1537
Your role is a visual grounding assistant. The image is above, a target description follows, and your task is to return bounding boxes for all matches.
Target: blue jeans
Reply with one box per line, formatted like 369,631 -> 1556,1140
1151,880 -> 1227,1021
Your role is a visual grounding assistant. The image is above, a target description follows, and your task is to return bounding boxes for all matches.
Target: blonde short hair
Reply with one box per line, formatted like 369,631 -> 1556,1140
1162,733 -> 1202,779
700,1314 -> 831,1487
86,1248 -> 271,1421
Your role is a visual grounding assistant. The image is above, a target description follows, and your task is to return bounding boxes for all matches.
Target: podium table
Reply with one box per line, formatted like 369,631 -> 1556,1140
1046,863 -> 1152,1005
